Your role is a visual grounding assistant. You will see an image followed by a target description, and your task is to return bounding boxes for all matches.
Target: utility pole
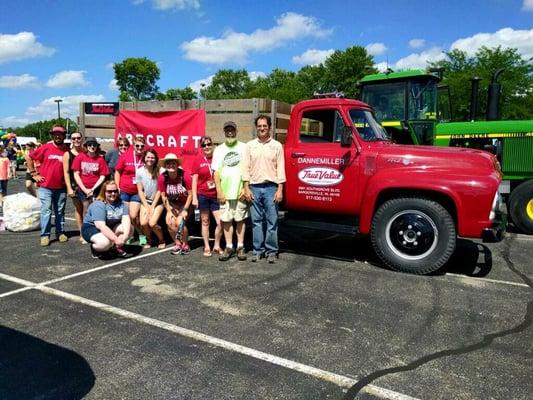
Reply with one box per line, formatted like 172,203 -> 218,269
54,99 -> 63,121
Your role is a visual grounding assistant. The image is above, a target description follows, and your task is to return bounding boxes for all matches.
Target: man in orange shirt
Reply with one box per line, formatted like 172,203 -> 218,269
243,115 -> 286,263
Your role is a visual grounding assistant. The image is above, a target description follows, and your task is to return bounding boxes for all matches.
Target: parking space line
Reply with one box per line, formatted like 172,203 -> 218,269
37,284 -> 419,400
444,273 -> 530,288
0,270 -> 418,400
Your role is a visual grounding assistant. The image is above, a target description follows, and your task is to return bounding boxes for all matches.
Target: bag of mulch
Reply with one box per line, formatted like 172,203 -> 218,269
3,192 -> 40,232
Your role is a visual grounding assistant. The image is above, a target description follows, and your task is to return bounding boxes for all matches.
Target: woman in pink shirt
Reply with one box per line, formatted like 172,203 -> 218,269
72,137 -> 109,217
115,136 -> 145,244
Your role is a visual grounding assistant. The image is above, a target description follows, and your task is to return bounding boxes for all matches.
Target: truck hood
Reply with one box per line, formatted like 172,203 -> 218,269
372,143 -> 498,175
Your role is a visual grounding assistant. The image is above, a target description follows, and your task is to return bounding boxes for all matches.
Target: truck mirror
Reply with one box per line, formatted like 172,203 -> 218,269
341,126 -> 353,147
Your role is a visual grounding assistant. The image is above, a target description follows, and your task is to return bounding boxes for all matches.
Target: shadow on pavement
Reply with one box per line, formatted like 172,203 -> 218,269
0,326 -> 95,399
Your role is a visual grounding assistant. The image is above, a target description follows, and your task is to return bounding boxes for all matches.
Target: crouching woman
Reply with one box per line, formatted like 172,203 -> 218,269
81,180 -> 133,258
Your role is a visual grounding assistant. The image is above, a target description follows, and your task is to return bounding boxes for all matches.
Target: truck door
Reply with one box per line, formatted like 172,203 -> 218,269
285,107 -> 361,214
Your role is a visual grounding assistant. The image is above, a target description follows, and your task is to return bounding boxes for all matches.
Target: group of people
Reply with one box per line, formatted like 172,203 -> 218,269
0,140 -> 36,211
23,115 -> 286,263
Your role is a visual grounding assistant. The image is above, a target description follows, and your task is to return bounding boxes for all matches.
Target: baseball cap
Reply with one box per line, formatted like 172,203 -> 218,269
85,137 -> 98,146
50,126 -> 66,134
223,121 -> 237,130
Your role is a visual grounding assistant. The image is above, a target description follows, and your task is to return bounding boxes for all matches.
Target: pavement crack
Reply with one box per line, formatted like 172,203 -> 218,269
343,236 -> 533,400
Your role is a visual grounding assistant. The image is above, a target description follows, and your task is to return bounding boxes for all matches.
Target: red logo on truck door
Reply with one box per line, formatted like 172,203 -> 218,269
298,167 -> 343,186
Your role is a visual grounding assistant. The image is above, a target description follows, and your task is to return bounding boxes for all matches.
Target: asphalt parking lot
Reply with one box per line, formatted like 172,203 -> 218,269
1,174 -> 532,400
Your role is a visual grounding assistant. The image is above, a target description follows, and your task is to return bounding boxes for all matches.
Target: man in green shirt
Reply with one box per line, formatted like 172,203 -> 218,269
212,121 -> 249,261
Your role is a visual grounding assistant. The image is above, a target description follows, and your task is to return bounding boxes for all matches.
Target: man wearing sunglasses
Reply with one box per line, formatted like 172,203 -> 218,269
27,125 -> 69,246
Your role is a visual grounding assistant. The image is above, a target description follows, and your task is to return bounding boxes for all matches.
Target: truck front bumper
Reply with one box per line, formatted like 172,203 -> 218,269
482,201 -> 507,243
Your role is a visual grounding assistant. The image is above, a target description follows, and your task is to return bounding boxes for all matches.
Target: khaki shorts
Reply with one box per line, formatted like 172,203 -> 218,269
219,200 -> 249,222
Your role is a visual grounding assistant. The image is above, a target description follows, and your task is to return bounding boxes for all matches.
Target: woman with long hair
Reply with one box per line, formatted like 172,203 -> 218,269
136,149 -> 165,249
81,180 -> 133,258
62,132 -> 85,241
191,136 -> 223,256
105,136 -> 130,179
115,135 -> 145,245
72,137 -> 109,222
158,153 -> 192,255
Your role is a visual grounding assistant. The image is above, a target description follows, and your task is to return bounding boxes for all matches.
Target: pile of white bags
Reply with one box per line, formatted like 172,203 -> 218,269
3,192 -> 40,232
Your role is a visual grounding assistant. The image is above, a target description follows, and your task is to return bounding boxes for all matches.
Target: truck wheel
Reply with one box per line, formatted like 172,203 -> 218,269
509,180 -> 533,235
371,197 -> 456,274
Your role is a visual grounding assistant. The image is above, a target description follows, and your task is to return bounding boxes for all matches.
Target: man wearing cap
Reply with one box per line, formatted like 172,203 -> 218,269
27,125 -> 70,246
212,121 -> 248,261
243,115 -> 286,263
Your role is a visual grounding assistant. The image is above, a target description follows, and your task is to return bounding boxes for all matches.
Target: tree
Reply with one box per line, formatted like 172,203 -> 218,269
11,118 -> 77,143
200,69 -> 252,99
430,46 -> 533,120
114,57 -> 160,101
156,87 -> 197,100
321,46 -> 376,98
248,69 -> 309,104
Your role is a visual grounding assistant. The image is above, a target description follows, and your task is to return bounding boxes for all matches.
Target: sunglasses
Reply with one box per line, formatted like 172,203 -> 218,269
71,137 -> 82,141
87,143 -> 97,147
201,143 -> 212,148
105,190 -> 118,194
135,144 -> 145,149
118,144 -> 129,148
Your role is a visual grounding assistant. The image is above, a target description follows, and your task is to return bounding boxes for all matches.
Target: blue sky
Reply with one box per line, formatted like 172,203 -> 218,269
1,0 -> 532,128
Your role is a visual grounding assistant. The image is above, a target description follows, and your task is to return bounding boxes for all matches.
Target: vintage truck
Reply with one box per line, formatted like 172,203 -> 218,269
278,97 -> 506,274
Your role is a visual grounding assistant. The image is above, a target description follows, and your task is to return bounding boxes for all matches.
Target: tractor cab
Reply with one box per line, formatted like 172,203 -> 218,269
359,69 -> 442,145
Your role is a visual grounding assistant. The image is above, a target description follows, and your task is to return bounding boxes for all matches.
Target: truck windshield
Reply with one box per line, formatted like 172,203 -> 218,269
360,82 -> 405,121
408,80 -> 437,120
349,109 -> 390,141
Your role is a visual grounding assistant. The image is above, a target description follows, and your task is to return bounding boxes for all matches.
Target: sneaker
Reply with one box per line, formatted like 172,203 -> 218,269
138,235 -> 147,246
219,247 -> 234,261
180,244 -> 191,255
115,246 -> 129,258
90,245 -> 101,259
267,254 -> 277,264
170,244 -> 182,255
40,236 -> 50,247
236,247 -> 246,261
58,233 -> 68,243
126,237 -> 136,245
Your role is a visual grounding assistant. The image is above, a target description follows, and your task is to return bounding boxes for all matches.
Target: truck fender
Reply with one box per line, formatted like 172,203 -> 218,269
358,170 -> 463,234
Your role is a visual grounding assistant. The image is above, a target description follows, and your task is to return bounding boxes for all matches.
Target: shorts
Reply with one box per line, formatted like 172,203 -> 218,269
81,223 -> 100,242
25,172 -> 36,182
219,199 -> 249,222
10,160 -> 16,168
0,180 -> 7,194
77,189 -> 93,203
120,191 -> 141,203
198,194 -> 220,212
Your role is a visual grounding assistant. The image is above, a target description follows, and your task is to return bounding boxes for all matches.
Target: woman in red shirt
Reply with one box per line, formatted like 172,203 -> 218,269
191,136 -> 222,256
158,153 -> 192,255
115,136 -> 145,244
72,137 -> 109,217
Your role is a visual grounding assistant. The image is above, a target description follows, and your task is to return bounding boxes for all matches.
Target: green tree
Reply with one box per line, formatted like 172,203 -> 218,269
248,69 -> 309,104
156,87 -> 198,100
321,46 -> 376,98
431,46 -> 533,120
11,118 -> 77,143
200,69 -> 252,99
296,64 -> 328,98
114,57 -> 160,101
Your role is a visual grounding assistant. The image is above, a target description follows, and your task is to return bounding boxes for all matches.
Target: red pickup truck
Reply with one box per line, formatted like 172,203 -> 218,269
279,98 -> 506,274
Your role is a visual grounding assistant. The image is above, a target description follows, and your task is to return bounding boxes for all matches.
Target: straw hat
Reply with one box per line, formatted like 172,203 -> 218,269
159,152 -> 181,168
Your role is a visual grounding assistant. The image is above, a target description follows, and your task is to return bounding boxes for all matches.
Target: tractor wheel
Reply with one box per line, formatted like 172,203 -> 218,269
371,197 -> 456,274
509,180 -> 533,235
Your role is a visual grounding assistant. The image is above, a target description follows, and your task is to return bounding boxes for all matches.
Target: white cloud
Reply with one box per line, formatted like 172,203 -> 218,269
292,49 -> 334,65
365,42 -> 387,56
451,27 -> 533,60
523,0 -> 533,11
181,12 -> 331,64
0,32 -> 55,64
26,94 -> 105,120
374,62 -> 389,72
391,47 -> 446,70
46,70 -> 89,88
249,71 -> 266,81
108,79 -> 119,91
0,115 -> 32,128
188,75 -> 214,92
133,0 -> 200,10
0,74 -> 39,89
409,39 -> 426,49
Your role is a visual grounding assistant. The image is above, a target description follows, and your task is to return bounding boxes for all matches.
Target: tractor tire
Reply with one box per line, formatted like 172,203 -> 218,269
509,180 -> 533,235
371,197 -> 456,274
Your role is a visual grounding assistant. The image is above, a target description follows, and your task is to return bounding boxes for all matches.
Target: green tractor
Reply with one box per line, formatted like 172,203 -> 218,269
359,68 -> 533,234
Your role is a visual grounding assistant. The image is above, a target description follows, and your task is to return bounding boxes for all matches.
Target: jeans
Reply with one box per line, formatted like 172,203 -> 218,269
38,187 -> 67,237
250,183 -> 279,256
